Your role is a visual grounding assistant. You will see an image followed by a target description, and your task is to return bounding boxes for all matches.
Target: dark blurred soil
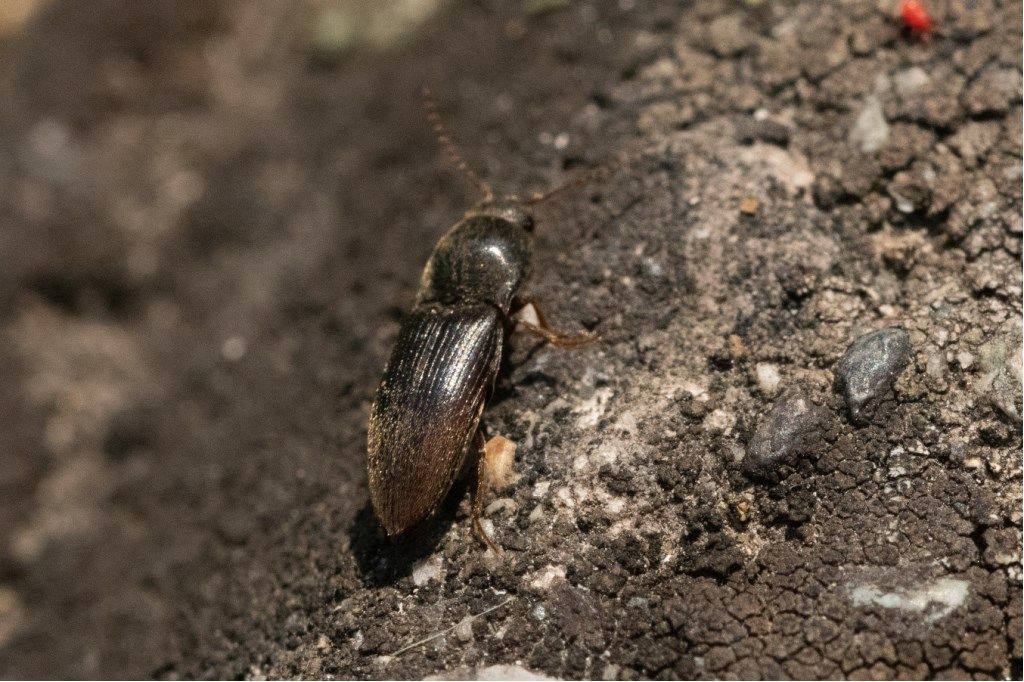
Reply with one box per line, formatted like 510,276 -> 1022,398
0,0 -> 1020,679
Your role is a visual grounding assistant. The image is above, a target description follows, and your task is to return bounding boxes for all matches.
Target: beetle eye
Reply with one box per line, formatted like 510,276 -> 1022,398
522,215 -> 535,233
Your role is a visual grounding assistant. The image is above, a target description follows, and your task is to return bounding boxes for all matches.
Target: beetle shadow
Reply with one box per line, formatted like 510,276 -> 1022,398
350,474 -> 474,587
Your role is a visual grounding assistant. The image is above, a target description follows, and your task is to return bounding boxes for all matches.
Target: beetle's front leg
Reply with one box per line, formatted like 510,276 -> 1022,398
511,296 -> 598,348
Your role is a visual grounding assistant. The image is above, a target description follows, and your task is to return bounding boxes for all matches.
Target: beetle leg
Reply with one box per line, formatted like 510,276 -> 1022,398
472,430 -> 503,555
512,297 -> 598,348
517,320 -> 597,348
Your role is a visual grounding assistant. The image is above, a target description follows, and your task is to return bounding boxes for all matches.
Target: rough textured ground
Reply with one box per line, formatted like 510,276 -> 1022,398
0,0 -> 1021,679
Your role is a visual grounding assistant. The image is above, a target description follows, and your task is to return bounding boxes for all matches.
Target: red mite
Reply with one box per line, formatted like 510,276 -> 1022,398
900,0 -> 934,35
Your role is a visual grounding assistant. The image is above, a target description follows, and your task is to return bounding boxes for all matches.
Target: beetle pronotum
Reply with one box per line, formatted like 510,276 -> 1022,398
366,87 -> 600,552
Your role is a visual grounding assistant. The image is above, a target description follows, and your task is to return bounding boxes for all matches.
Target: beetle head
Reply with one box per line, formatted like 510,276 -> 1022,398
466,197 -> 534,233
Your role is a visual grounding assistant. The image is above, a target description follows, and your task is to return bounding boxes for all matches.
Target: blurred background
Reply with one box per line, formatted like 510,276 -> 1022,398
0,1 -> 649,676
0,0 -> 1020,679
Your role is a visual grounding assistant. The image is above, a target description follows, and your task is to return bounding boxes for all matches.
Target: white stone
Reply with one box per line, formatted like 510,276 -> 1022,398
476,664 -> 556,680
484,498 -> 516,516
850,578 -> 969,623
455,616 -> 474,642
411,556 -> 443,586
893,67 -> 930,96
514,303 -> 540,327
574,388 -> 613,430
592,442 -> 620,467
703,408 -> 735,435
605,497 -> 625,514
850,94 -> 889,153
528,564 -> 566,590
221,336 -> 247,361
755,363 -> 782,396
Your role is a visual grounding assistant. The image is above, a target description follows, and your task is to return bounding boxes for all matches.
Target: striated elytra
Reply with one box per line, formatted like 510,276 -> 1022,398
367,200 -> 534,538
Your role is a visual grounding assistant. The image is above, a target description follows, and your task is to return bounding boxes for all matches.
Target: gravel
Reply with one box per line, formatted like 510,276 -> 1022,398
834,327 -> 914,423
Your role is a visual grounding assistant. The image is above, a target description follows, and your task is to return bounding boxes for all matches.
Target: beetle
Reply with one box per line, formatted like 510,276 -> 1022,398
367,87 -> 597,552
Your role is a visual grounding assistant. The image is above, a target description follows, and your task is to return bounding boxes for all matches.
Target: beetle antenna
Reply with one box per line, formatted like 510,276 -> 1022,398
525,164 -> 611,206
422,85 -> 494,202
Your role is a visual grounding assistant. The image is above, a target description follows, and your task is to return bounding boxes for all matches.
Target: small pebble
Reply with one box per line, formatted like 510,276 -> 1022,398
734,498 -> 751,522
729,334 -> 747,358
926,352 -> 946,380
834,327 -> 913,422
850,94 -> 890,153
484,498 -> 516,516
744,391 -> 825,480
890,188 -> 915,214
703,408 -> 735,436
755,363 -> 781,396
974,321 -> 1023,422
514,303 -> 541,327
707,14 -> 755,57
528,564 -> 566,590
850,28 -> 872,56
892,67 -> 931,97
411,556 -> 443,586
476,664 -> 555,681
739,197 -> 759,215
221,336 -> 247,362
455,616 -> 474,642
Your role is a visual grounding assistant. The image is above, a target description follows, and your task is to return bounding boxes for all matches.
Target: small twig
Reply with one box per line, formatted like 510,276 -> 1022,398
389,596 -> 515,657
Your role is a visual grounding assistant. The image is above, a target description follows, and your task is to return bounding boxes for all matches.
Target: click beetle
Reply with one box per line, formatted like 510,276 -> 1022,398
367,87 -> 597,552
